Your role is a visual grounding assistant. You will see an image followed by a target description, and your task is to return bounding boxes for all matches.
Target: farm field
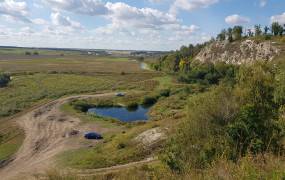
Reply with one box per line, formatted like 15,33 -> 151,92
0,56 -> 142,74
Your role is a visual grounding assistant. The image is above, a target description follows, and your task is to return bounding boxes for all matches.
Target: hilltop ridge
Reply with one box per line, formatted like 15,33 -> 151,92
195,39 -> 281,64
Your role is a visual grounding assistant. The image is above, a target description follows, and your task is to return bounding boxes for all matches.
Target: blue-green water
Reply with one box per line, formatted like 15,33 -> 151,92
88,106 -> 150,122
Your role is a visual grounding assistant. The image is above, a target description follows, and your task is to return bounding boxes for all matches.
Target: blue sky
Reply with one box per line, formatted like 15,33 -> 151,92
0,0 -> 284,50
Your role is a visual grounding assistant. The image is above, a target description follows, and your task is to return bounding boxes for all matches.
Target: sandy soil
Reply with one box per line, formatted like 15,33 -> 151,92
0,93 -> 115,180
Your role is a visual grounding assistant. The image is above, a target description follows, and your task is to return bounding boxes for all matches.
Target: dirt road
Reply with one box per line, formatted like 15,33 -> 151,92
0,93 -> 116,180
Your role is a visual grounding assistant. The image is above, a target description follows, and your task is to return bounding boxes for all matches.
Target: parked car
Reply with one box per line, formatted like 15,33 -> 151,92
84,132 -> 103,140
116,92 -> 125,97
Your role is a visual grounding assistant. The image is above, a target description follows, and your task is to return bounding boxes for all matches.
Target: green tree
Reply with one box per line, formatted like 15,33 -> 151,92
233,26 -> 243,40
254,24 -> 262,36
180,45 -> 191,58
227,28 -> 233,42
274,67 -> 285,105
264,26 -> 270,35
271,22 -> 283,36
231,63 -> 284,157
217,29 -> 227,41
247,29 -> 254,37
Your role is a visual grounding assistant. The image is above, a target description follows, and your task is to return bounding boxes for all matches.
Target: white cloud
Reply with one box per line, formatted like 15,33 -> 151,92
149,0 -> 164,3
170,0 -> 219,14
225,14 -> 250,25
259,0 -> 267,7
43,0 -> 109,16
44,1 -> 179,30
90,2 -> 201,49
32,18 -> 48,25
270,12 -> 285,24
105,2 -> 178,29
33,3 -> 44,9
51,12 -> 83,29
0,0 -> 209,50
0,0 -> 31,23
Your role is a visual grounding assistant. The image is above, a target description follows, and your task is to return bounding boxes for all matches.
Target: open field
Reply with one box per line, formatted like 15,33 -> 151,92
0,56 -> 143,74
0,48 -> 185,179
0,47 -> 81,56
0,51 -> 163,175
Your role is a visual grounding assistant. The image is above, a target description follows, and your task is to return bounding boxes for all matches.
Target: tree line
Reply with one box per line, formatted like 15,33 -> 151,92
217,22 -> 285,42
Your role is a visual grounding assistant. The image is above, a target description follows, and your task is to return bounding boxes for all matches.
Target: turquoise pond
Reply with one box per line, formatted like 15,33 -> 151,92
87,105 -> 150,122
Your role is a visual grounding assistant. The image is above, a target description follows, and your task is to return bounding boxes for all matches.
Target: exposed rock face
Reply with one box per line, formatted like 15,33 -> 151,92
134,128 -> 166,148
195,40 -> 280,64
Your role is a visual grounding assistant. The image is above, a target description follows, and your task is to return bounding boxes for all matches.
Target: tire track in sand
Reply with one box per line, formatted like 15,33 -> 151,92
0,93 -> 115,180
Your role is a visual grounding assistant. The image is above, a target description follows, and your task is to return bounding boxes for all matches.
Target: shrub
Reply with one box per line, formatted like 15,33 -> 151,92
70,100 -> 94,112
163,62 -> 285,173
33,51 -> 39,55
117,143 -> 126,149
126,102 -> 138,111
0,73 -> 11,87
265,35 -> 272,40
142,96 -> 157,105
163,85 -> 237,171
25,51 -> 31,55
160,89 -> 171,97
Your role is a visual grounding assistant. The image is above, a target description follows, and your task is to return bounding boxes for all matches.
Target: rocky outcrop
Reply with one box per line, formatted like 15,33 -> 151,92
195,40 -> 280,64
134,128 -> 166,148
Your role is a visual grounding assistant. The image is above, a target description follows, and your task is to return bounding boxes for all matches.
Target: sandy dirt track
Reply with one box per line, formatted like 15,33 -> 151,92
0,93 -> 115,180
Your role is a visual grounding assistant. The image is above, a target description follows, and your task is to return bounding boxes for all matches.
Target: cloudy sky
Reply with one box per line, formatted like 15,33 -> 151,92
0,0 -> 284,51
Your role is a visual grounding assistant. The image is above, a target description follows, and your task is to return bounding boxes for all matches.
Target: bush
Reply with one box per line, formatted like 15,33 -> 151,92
177,62 -> 237,85
160,89 -> 171,97
126,102 -> 138,111
25,51 -> 31,55
33,51 -> 39,55
117,143 -> 126,149
0,73 -> 11,87
265,35 -> 272,40
142,96 -> 157,105
163,62 -> 285,173
70,100 -> 94,112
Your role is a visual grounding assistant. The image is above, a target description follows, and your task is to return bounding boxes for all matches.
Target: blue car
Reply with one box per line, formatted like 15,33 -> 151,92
84,132 -> 103,140
115,92 -> 125,97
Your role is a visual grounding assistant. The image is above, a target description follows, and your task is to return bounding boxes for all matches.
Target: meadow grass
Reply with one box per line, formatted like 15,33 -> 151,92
0,56 -> 142,74
56,85 -> 187,170
0,120 -> 24,162
0,73 -> 114,117
0,47 -> 80,56
0,55 -> 161,163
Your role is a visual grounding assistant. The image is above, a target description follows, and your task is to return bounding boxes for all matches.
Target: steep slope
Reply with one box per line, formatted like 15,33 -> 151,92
195,40 -> 281,64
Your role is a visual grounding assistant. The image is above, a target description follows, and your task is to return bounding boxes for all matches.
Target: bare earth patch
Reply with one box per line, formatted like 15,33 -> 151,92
0,93 -> 115,180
